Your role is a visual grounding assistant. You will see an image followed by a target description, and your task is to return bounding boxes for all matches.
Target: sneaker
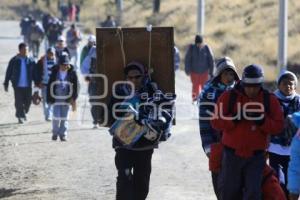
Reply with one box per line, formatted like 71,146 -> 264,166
60,136 -> 67,142
93,124 -> 98,129
52,135 -> 58,141
18,118 -> 24,124
45,118 -> 51,122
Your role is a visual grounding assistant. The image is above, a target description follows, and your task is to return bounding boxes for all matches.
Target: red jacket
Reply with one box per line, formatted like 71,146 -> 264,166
262,165 -> 287,200
211,86 -> 284,157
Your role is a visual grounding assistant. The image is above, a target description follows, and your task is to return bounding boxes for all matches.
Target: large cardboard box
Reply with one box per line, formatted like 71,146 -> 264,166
96,27 -> 175,126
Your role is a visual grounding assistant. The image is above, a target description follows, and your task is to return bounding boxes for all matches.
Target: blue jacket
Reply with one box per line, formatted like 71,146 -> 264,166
270,90 -> 300,146
184,44 -> 214,75
288,112 -> 300,194
109,80 -> 175,150
288,136 -> 300,194
4,55 -> 38,88
198,80 -> 235,154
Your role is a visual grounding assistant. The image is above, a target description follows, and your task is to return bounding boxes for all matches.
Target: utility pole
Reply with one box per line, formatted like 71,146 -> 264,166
153,0 -> 160,14
116,0 -> 123,26
197,0 -> 205,35
278,0 -> 288,73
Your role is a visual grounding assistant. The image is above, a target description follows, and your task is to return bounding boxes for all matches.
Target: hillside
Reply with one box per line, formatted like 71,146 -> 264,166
1,0 -> 300,80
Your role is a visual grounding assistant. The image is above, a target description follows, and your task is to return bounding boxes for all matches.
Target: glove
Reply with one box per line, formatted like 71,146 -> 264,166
71,100 -> 77,112
246,112 -> 265,126
85,76 -> 91,82
3,84 -> 8,92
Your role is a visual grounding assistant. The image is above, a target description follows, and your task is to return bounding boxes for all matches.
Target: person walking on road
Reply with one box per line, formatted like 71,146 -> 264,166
80,38 -> 103,128
268,71 -> 300,199
101,15 -> 116,28
198,57 -> 239,199
28,19 -> 45,59
3,43 -> 38,124
66,24 -> 82,70
55,35 -> 70,62
36,47 -> 57,121
80,34 -> 96,67
109,62 -> 175,200
20,15 -> 33,44
184,35 -> 214,102
47,53 -> 79,141
211,64 -> 284,200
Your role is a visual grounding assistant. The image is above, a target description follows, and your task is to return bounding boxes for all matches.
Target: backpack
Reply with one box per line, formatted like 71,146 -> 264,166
227,88 -> 271,115
279,95 -> 300,117
30,26 -> 43,41
277,96 -> 299,146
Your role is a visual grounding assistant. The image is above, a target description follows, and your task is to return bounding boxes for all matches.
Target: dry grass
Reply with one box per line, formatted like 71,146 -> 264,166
0,0 -> 300,81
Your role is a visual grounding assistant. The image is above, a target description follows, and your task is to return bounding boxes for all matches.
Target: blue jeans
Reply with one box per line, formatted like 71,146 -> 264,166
42,86 -> 53,120
52,103 -> 70,137
68,48 -> 78,70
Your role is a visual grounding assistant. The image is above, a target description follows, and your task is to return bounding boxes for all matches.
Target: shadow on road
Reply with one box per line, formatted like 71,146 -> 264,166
0,131 -> 49,138
0,36 -> 21,40
0,122 -> 19,127
0,188 -> 20,198
0,187 -> 53,199
0,126 -> 106,138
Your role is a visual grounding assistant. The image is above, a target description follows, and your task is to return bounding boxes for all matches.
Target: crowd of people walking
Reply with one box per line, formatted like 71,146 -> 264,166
2,8 -> 300,199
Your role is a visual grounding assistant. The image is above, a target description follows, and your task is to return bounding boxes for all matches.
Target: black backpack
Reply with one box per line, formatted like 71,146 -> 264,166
227,89 -> 271,115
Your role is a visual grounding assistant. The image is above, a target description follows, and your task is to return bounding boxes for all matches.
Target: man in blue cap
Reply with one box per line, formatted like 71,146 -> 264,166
211,64 -> 284,199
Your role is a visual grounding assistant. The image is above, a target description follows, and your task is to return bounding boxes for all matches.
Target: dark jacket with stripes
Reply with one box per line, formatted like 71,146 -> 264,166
198,80 -> 235,154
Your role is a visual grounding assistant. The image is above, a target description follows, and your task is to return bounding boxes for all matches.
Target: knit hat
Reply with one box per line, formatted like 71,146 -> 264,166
242,64 -> 264,85
213,57 -> 239,81
58,35 -> 65,42
124,61 -> 146,75
47,47 -> 55,54
88,35 -> 96,43
59,54 -> 70,65
277,70 -> 298,86
195,35 -> 203,44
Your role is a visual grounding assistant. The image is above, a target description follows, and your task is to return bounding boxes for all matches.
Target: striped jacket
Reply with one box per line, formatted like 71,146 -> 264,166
198,80 -> 235,154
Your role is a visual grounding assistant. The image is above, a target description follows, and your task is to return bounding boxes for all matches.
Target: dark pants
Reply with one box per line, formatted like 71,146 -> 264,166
90,105 -> 103,125
212,172 -> 220,199
13,87 -> 32,119
89,81 -> 103,125
219,147 -> 265,200
115,148 -> 153,200
268,152 -> 290,198
30,40 -> 40,58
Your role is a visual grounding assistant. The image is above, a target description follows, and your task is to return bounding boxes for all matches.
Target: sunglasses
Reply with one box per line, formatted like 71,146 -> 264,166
127,75 -> 142,80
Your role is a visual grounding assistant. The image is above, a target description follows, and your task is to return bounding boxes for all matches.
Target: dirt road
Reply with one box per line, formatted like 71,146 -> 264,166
0,21 -> 214,200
